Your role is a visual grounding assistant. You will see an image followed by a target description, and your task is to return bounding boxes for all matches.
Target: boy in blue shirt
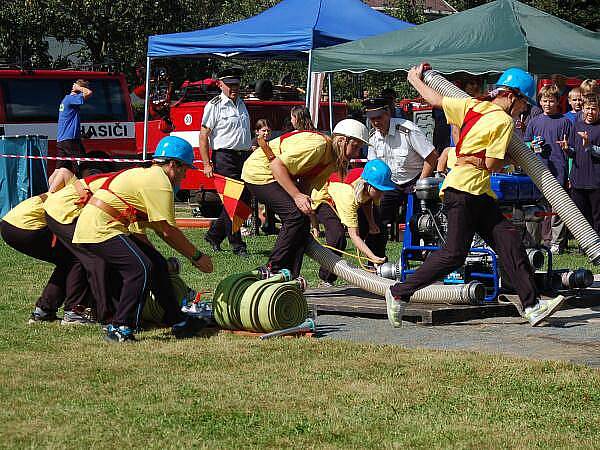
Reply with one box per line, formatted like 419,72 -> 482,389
55,79 -> 93,177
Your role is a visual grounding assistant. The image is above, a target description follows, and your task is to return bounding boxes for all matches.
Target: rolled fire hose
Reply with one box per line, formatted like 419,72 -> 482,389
422,69 -> 600,265
213,271 -> 260,330
305,240 -> 484,304
142,274 -> 190,324
240,274 -> 308,332
213,270 -> 308,332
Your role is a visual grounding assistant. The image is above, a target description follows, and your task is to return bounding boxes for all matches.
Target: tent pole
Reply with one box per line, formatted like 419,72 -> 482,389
142,56 -> 151,160
305,50 -> 312,109
328,73 -> 333,132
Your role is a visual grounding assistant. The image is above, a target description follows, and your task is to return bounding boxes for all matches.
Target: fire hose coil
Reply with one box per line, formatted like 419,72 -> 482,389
214,271 -> 308,332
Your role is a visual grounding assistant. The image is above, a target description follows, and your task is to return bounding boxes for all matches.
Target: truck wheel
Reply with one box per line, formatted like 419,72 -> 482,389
193,189 -> 222,218
175,189 -> 190,202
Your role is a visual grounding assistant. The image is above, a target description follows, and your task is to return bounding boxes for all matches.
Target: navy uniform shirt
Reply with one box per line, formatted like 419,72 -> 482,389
569,120 -> 600,189
524,114 -> 572,186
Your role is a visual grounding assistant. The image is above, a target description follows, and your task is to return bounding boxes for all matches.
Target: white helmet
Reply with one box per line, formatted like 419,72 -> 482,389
332,119 -> 369,145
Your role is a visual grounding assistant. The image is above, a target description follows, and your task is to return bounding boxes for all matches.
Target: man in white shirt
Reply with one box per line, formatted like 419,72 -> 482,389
199,68 -> 252,257
365,98 -> 438,251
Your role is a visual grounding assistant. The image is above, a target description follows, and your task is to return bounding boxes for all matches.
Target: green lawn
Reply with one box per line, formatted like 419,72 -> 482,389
0,230 -> 598,448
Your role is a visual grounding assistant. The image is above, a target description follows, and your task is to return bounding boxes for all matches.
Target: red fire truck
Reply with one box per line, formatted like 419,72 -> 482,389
0,69 -> 347,206
0,69 -> 137,172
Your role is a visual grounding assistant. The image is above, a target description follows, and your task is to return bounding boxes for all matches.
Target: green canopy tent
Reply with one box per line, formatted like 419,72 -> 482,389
312,0 -> 600,77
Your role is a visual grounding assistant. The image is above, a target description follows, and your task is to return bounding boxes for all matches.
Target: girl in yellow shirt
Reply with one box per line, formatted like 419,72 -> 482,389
311,159 -> 396,284
1,194 -> 88,323
242,119 -> 369,278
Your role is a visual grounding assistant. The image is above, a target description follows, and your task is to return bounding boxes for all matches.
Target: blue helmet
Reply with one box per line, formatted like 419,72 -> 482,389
496,68 -> 536,105
153,136 -> 196,169
361,159 -> 397,191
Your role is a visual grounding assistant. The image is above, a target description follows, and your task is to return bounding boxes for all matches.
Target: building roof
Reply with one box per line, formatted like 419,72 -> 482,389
365,0 -> 456,15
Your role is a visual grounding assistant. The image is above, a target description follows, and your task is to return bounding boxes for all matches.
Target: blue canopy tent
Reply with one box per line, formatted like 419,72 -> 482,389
143,0 -> 412,156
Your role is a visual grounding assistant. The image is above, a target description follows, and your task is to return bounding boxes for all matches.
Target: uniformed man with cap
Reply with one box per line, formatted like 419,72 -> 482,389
364,97 -> 438,253
199,67 -> 252,257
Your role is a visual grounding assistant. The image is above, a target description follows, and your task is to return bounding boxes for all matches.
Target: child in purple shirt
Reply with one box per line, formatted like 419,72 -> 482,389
564,87 -> 583,124
563,96 -> 600,236
524,84 -> 572,253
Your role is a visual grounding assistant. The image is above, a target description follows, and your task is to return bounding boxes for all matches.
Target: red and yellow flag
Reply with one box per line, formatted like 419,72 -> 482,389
212,174 -> 252,233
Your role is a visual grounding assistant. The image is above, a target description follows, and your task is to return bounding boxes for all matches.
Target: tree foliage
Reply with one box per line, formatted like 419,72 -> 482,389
446,0 -> 600,31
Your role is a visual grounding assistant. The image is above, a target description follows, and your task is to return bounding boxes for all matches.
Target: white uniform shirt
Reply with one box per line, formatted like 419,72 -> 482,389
368,118 -> 435,185
201,92 -> 251,151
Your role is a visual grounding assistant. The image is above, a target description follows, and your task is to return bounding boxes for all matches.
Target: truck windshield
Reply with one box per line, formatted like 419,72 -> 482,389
0,78 -> 128,122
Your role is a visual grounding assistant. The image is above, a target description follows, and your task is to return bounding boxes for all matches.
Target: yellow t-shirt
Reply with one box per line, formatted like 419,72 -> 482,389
242,131 -> 335,193
2,195 -> 47,230
312,179 -> 364,228
241,135 -> 283,185
44,176 -> 108,225
73,165 -> 176,244
441,97 -> 513,198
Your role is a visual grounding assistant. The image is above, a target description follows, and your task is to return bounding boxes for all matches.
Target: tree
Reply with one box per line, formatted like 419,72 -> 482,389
0,0 -> 52,67
446,0 -> 600,31
380,0 -> 427,25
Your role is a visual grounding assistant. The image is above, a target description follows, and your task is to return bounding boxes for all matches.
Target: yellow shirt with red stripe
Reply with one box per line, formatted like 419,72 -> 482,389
44,176 -> 107,225
2,195 -> 47,230
242,130 -> 335,192
441,97 -> 513,199
73,165 -> 175,244
312,179 -> 363,228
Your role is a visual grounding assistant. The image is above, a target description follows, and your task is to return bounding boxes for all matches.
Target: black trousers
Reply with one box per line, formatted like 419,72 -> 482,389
56,139 -> 86,175
46,214 -> 112,321
315,204 -> 347,283
315,203 -> 385,282
0,221 -> 86,312
571,187 -> 600,236
207,149 -> 250,251
378,177 -> 418,248
390,188 -> 537,308
130,236 -> 184,326
80,235 -> 152,328
247,182 -> 310,278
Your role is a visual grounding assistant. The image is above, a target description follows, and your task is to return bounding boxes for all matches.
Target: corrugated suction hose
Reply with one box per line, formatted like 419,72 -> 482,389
422,69 -> 600,265
305,240 -> 484,304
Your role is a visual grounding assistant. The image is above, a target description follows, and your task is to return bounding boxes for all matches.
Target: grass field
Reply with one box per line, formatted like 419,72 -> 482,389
0,229 -> 599,448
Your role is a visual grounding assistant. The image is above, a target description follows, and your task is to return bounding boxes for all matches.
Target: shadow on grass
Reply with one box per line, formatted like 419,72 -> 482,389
314,324 -> 345,338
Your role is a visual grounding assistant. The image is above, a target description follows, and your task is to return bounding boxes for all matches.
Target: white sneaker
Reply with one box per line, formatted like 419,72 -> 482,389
550,245 -> 561,255
385,287 -> 406,328
523,295 -> 566,327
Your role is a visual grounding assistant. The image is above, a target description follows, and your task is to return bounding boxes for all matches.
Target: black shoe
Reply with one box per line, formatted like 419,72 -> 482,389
204,236 -> 221,252
28,307 -> 58,324
234,247 -> 249,258
172,317 -> 205,339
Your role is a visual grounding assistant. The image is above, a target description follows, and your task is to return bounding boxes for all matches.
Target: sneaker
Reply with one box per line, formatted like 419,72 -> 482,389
523,295 -> 566,327
550,245 -> 562,255
172,317 -> 205,339
28,307 -> 58,324
233,247 -> 249,258
81,307 -> 97,323
204,236 -> 221,252
385,287 -> 407,328
61,310 -> 93,325
104,324 -> 136,343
